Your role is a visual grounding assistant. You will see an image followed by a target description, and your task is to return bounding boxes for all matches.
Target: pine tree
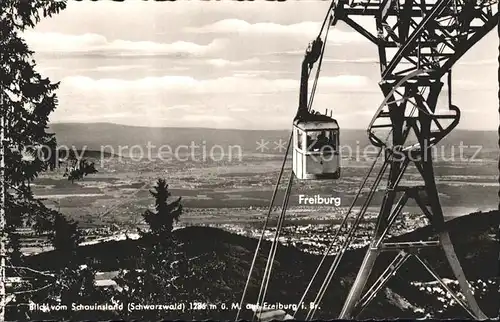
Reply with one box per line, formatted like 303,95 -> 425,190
114,179 -> 233,320
115,180 -> 227,320
114,178 -> 184,320
141,178 -> 182,240
0,1 -> 102,319
49,213 -> 82,253
0,0 -> 68,234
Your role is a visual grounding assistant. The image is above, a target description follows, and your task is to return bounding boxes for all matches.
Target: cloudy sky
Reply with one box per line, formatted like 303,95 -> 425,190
27,1 -> 498,130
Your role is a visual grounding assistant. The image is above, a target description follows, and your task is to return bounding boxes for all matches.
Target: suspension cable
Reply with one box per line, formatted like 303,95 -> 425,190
235,134 -> 292,321
304,12 -> 457,316
296,3 -> 461,320
308,14 -> 334,112
238,0 -> 430,319
306,102 -> 419,320
306,151 -> 390,320
237,3 -> 336,319
254,174 -> 294,320
292,134 -> 384,317
298,101 -> 423,320
307,101 -> 418,320
318,0 -> 337,37
497,0 -> 500,317
299,79 -> 423,318
240,1 -> 470,320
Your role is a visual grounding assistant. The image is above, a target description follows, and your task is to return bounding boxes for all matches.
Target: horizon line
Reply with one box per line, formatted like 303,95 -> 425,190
49,121 -> 498,132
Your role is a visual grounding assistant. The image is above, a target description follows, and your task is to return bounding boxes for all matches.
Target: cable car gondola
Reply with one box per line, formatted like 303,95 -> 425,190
293,111 -> 340,180
292,35 -> 340,180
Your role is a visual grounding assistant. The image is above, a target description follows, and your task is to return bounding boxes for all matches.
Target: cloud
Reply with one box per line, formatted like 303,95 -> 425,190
228,107 -> 249,112
188,19 -> 321,35
459,59 -> 497,65
53,74 -> 373,127
60,74 -> 371,94
206,58 -> 260,67
164,104 -> 193,111
187,19 -> 365,43
23,31 -> 226,56
91,65 -> 149,72
180,114 -> 235,123
454,79 -> 496,90
37,66 -> 63,72
317,75 -> 370,88
323,58 -> 379,64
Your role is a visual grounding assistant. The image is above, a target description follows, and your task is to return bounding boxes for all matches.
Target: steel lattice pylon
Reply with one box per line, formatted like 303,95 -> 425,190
330,0 -> 498,319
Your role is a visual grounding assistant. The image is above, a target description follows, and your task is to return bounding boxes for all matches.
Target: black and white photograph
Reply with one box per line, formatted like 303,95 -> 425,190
0,0 -> 499,320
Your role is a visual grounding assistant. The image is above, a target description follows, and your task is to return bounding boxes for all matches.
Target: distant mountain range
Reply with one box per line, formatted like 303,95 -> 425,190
49,122 -> 499,155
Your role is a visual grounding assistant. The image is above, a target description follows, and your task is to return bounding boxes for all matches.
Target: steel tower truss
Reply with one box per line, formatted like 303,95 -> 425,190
330,0 -> 498,319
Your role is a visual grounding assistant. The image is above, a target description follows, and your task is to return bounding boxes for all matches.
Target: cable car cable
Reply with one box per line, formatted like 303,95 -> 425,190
254,174 -> 294,320
306,151 -> 391,320
298,3 -> 459,320
239,2 -> 474,320
240,3 -> 336,318
292,14 -> 348,317
292,131 -> 385,317
307,103 -> 420,320
308,14 -> 333,112
250,19 -> 331,312
239,0 -> 394,319
254,176 -> 292,318
301,61 -> 440,318
235,135 -> 293,321
308,102 -> 419,320
238,23 -> 331,312
308,129 -> 414,320
318,0 -> 338,37
300,73 -> 427,318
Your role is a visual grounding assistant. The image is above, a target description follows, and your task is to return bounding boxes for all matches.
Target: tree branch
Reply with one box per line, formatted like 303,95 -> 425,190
6,265 -> 55,278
